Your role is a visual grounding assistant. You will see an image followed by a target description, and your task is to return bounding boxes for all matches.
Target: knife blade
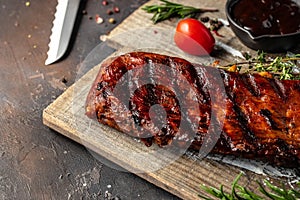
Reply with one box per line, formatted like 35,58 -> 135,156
45,0 -> 81,65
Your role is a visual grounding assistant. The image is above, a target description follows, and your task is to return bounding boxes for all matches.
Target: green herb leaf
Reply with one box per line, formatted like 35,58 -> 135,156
218,51 -> 300,80
142,0 -> 218,24
199,172 -> 300,200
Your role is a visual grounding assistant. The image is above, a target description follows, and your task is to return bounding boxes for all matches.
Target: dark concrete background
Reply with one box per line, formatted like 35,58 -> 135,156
0,0 -> 180,199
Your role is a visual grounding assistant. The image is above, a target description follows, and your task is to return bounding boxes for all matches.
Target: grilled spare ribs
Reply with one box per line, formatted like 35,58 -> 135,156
85,52 -> 300,167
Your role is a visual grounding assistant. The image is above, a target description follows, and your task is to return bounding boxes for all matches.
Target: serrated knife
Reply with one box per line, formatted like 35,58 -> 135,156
45,0 -> 81,65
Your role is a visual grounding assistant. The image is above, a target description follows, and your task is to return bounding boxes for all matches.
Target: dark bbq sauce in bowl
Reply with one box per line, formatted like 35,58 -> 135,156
231,0 -> 300,37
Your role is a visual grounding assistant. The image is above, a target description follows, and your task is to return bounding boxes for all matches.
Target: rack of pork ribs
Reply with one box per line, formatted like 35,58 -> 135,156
86,52 -> 300,168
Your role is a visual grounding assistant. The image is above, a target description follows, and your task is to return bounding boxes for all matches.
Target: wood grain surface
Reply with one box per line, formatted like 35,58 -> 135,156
42,0 -> 299,199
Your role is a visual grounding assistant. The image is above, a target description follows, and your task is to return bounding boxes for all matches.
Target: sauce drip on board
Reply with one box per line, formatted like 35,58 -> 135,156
231,0 -> 300,36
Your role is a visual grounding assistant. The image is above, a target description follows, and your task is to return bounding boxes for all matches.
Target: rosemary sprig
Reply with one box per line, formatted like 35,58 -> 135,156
142,0 -> 218,24
218,51 -> 300,80
199,172 -> 300,200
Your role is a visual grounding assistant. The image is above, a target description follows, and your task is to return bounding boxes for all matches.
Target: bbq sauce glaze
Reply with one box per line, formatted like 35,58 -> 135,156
231,0 -> 300,36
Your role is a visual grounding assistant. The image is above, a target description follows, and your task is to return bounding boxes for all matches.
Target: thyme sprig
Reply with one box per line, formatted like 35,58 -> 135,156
199,172 -> 300,200
218,51 -> 300,80
142,0 -> 218,24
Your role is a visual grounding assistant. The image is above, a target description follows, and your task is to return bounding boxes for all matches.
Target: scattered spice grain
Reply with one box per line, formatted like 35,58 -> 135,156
106,9 -> 113,15
102,0 -> 108,6
108,18 -> 116,24
113,6 -> 120,13
82,10 -> 87,15
95,14 -> 104,24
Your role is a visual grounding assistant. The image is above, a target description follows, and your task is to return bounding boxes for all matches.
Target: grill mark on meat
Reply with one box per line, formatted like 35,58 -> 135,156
269,78 -> 287,101
188,66 -> 211,138
165,57 -> 212,146
232,104 -> 257,145
146,55 -> 156,85
86,52 -> 300,167
190,64 -> 211,104
260,109 -> 279,130
241,74 -> 260,97
221,72 -> 258,147
169,58 -> 205,146
219,70 -> 234,100
130,83 -> 182,146
167,57 -> 179,97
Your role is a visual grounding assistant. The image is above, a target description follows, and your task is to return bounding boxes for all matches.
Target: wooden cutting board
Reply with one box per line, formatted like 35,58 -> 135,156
43,0 -> 295,199
42,55 -> 254,199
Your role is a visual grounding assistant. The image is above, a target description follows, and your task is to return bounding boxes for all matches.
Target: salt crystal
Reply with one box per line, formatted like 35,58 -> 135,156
95,15 -> 104,24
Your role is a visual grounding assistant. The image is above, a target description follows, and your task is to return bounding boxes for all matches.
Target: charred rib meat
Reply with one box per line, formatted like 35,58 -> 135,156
85,52 -> 300,167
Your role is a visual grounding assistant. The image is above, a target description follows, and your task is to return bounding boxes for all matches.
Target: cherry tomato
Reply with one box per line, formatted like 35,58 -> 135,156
174,18 -> 215,55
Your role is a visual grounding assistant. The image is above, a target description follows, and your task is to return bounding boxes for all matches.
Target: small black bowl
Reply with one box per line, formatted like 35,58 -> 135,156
225,0 -> 300,53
